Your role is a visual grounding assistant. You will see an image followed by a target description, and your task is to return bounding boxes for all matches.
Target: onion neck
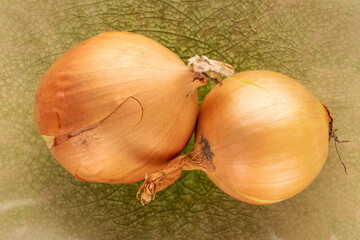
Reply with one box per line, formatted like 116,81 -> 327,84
136,140 -> 216,205
188,55 -> 235,85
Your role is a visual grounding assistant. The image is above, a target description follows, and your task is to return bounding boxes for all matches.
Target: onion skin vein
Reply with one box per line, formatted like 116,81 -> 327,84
214,174 -> 283,204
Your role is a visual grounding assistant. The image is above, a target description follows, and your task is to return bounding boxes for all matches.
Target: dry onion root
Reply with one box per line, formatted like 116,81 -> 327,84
137,70 -> 333,205
34,31 -> 234,183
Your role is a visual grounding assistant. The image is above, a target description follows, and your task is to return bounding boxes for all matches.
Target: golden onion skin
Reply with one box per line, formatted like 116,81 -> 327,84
197,71 -> 331,204
34,31 -> 201,183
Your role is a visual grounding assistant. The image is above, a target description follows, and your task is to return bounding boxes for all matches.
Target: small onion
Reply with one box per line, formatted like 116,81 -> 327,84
138,70 -> 332,205
34,31 -> 234,183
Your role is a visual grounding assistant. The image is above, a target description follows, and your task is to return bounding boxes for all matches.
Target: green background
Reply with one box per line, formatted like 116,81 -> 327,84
1,0 -> 359,239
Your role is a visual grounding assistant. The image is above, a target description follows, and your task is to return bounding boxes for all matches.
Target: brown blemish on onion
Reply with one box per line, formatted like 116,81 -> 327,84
56,112 -> 61,129
200,136 -> 215,169
321,103 -> 333,140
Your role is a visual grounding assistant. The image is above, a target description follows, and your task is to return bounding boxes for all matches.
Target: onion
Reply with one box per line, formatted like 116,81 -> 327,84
34,31 -> 234,183
137,70 -> 332,205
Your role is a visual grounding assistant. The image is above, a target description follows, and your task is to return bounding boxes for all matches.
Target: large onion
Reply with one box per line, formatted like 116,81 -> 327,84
138,70 -> 332,205
34,32 -> 234,183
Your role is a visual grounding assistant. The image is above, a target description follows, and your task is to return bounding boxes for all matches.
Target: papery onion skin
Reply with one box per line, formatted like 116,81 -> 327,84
197,70 -> 331,204
34,31 -> 203,183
